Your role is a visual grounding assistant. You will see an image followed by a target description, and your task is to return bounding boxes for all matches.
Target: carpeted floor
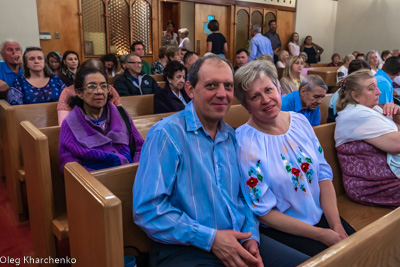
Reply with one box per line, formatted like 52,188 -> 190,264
0,180 -> 38,267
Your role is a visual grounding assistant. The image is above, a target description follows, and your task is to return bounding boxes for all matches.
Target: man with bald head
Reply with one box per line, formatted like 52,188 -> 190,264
0,40 -> 23,98
114,54 -> 159,96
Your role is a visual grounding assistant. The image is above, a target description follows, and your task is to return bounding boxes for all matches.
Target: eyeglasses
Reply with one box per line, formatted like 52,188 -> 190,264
79,83 -> 110,93
127,61 -> 142,65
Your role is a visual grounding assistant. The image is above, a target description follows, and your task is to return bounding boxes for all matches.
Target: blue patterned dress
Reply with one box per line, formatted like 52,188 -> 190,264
7,74 -> 65,105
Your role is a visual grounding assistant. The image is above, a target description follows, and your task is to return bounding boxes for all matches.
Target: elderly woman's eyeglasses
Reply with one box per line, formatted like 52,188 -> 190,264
81,83 -> 110,93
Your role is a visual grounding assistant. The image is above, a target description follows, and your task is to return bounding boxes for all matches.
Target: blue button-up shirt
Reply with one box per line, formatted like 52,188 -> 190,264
249,33 -> 273,61
133,101 -> 259,251
375,69 -> 393,104
281,90 -> 321,126
0,61 -> 22,86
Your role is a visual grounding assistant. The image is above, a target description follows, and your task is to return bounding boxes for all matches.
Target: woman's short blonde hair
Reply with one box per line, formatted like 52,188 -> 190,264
234,60 -> 279,107
336,69 -> 375,112
282,56 -> 303,80
256,54 -> 274,63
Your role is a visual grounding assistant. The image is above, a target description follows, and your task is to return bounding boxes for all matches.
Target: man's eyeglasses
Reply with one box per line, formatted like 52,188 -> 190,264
127,61 -> 142,65
78,83 -> 110,93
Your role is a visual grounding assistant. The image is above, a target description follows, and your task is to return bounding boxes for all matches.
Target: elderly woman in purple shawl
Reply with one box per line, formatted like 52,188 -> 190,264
59,67 -> 143,172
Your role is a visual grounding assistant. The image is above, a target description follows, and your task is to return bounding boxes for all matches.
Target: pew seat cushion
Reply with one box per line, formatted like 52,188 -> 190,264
337,141 -> 400,208
52,214 -> 69,240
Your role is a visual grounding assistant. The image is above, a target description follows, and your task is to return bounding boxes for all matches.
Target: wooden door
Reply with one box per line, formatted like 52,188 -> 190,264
194,3 -> 231,61
162,2 -> 181,36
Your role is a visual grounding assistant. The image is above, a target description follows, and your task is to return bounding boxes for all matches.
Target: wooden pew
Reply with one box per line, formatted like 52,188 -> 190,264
224,104 -> 250,129
20,121 -> 66,266
307,67 -> 340,87
313,123 -> 391,230
277,67 -> 284,80
320,93 -> 332,125
299,207 -> 400,266
150,74 -> 163,81
157,81 -> 166,88
119,95 -> 154,118
18,110 -> 174,261
0,100 -> 58,220
65,162 -> 152,267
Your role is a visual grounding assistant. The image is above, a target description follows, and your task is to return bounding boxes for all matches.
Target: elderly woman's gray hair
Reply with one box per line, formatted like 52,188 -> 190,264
234,60 -> 279,107
299,75 -> 328,92
178,28 -> 189,37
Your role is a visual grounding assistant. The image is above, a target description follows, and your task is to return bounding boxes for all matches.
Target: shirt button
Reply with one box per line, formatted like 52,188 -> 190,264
194,131 -> 198,135
123,159 -> 128,163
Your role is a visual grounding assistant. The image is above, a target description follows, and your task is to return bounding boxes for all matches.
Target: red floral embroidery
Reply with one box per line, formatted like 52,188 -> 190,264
247,177 -> 258,188
301,162 -> 310,172
291,168 -> 300,177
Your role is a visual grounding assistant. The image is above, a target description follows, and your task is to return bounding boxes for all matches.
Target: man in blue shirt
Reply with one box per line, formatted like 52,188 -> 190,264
249,24 -> 273,61
0,40 -> 23,99
376,56 -> 400,104
133,55 -> 309,266
282,75 -> 328,126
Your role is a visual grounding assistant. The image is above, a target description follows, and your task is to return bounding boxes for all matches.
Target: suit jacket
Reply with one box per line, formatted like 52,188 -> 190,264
154,83 -> 191,114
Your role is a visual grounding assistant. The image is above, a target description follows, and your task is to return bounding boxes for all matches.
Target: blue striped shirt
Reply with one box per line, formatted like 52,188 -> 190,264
133,101 -> 259,251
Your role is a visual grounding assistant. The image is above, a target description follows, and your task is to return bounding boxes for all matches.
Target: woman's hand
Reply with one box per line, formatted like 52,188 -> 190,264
332,224 -> 348,240
316,228 -> 341,246
382,103 -> 400,117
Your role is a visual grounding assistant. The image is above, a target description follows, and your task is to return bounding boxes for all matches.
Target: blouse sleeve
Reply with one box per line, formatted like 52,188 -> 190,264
236,133 -> 278,217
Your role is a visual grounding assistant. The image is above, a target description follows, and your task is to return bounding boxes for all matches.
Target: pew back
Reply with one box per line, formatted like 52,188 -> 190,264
120,95 -> 154,118
224,104 -> 250,129
65,162 -> 152,267
300,207 -> 400,266
20,121 -> 64,266
0,100 -> 58,219
307,67 -> 340,87
320,94 -> 332,125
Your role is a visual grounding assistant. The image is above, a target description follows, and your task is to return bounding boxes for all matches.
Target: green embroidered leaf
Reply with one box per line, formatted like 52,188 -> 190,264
286,165 -> 291,172
318,146 -> 323,153
297,157 -> 302,163
257,174 -> 263,181
306,158 -> 313,163
281,154 -> 285,160
248,171 -> 251,176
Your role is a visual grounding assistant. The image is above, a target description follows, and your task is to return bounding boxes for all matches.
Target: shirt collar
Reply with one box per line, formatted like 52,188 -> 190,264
377,69 -> 392,82
184,101 -> 230,139
292,90 -> 304,112
2,61 -> 22,75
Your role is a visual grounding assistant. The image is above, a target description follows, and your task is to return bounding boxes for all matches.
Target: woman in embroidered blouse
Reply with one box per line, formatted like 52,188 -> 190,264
59,50 -> 80,87
7,47 -> 65,105
59,67 -> 143,172
234,60 -> 355,257
335,69 -> 400,208
280,56 -> 304,95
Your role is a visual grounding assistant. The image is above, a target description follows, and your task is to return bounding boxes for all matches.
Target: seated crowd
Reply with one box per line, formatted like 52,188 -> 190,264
2,29 -> 400,266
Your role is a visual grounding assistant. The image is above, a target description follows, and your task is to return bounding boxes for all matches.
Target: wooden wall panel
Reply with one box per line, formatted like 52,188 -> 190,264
277,10 -> 295,51
36,0 -> 81,59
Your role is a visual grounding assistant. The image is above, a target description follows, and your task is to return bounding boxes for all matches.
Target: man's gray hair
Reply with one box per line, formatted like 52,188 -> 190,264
252,24 -> 262,33
299,75 -> 328,92
0,39 -> 20,54
234,60 -> 280,107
